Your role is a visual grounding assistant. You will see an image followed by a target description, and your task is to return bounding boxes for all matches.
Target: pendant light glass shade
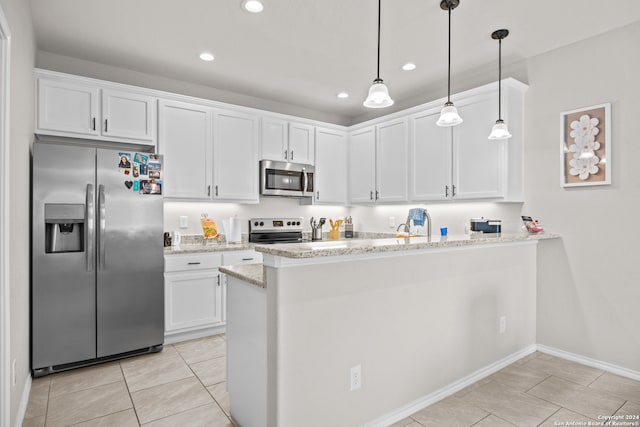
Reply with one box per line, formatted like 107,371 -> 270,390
488,29 -> 511,140
363,78 -> 394,108
437,101 -> 463,126
363,0 -> 393,109
488,119 -> 512,140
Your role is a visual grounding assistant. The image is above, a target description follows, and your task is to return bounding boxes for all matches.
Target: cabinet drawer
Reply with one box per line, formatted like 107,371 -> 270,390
165,253 -> 222,272
222,250 -> 263,266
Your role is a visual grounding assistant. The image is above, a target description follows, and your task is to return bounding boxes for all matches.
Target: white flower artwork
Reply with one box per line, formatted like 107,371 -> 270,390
560,103 -> 610,187
568,114 -> 601,179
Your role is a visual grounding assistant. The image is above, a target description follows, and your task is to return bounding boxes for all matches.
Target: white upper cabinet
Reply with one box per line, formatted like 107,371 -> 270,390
376,118 -> 409,203
348,126 -> 377,204
288,122 -> 315,164
261,118 -> 315,165
410,108 -> 452,201
213,109 -> 260,202
158,99 -> 213,200
35,70 -> 157,146
101,89 -> 156,143
453,96 -> 505,200
348,119 -> 409,204
313,127 -> 348,205
37,77 -> 100,137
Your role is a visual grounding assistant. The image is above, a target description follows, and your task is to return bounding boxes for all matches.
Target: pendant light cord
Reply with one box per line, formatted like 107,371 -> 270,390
498,37 -> 502,120
376,0 -> 381,80
447,3 -> 451,103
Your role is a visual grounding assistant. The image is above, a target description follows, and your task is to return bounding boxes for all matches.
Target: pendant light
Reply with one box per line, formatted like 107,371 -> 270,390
488,29 -> 512,140
436,0 -> 463,127
363,0 -> 394,108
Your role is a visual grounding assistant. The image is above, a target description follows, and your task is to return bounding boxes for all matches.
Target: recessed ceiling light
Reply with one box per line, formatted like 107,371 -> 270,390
402,63 -> 417,71
199,52 -> 215,62
337,92 -> 349,99
241,0 -> 264,13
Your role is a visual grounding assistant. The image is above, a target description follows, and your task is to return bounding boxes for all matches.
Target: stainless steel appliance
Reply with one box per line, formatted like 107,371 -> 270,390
470,218 -> 502,234
249,217 -> 304,244
260,160 -> 314,197
310,217 -> 326,241
31,142 -> 164,376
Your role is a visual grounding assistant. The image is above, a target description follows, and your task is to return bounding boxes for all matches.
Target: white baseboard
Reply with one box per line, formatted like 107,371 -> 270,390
537,344 -> 640,381
14,375 -> 31,427
164,325 -> 226,345
363,344 -> 538,427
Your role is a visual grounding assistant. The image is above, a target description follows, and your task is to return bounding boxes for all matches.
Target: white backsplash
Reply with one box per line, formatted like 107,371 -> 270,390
165,198 -> 525,237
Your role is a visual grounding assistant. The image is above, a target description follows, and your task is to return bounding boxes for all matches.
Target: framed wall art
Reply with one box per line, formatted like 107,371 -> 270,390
560,103 -> 611,187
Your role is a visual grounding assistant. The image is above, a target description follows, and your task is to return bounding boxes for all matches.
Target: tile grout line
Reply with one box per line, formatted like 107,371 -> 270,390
537,407 -> 564,427
118,359 -> 143,427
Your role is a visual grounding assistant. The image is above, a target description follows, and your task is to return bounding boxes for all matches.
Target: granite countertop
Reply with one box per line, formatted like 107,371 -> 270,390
164,242 -> 253,255
253,232 -> 560,259
219,264 -> 265,288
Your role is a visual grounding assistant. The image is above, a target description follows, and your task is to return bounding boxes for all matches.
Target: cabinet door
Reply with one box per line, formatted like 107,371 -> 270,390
288,122 -> 315,164
453,97 -> 505,199
164,270 -> 223,332
261,117 -> 288,161
37,77 -> 99,137
158,99 -> 213,199
348,127 -> 376,204
376,119 -> 409,203
314,127 -> 348,204
102,89 -> 156,144
213,109 -> 260,202
410,109 -> 452,201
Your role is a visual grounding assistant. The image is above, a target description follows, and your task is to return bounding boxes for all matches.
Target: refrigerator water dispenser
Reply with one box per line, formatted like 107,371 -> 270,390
45,203 -> 84,253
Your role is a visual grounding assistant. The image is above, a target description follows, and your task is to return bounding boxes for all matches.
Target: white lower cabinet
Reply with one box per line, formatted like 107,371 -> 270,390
164,250 -> 262,343
164,253 -> 223,343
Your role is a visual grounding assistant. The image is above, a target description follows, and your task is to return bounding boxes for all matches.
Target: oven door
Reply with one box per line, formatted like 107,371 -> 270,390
249,232 -> 303,244
260,160 -> 314,197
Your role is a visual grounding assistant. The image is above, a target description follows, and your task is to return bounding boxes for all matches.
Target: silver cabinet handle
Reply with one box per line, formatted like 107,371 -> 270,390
284,149 -> 288,160
316,191 -> 320,200
242,258 -> 254,261
98,184 -> 106,270
375,190 -> 379,200
92,117 -> 96,131
104,119 -> 108,133
187,262 -> 201,265
207,185 -> 211,196
452,184 -> 457,197
215,185 -> 219,197
370,190 -> 374,200
86,184 -> 95,272
445,185 -> 449,198
217,274 -> 221,287
290,150 -> 294,160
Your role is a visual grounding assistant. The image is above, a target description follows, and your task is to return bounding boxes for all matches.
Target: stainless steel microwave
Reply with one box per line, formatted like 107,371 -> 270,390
260,160 -> 314,197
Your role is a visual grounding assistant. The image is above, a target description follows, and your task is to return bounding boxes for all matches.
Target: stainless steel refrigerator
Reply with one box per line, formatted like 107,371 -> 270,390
31,142 -> 164,376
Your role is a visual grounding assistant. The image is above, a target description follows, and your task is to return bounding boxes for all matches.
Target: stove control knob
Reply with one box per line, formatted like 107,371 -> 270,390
296,221 -> 301,226
259,221 -> 264,226
287,221 -> 291,226
254,221 -> 259,227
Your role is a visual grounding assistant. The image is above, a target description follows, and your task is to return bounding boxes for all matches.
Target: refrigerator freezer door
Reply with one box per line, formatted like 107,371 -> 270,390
32,143 -> 97,369
95,149 -> 164,357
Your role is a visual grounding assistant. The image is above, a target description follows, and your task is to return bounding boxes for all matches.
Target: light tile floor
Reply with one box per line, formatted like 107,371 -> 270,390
23,340 -> 640,427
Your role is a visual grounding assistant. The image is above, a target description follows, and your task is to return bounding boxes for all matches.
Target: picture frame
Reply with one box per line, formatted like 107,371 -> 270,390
560,102 -> 611,187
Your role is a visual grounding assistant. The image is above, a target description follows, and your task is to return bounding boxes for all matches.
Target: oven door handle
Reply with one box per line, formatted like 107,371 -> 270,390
302,167 -> 308,194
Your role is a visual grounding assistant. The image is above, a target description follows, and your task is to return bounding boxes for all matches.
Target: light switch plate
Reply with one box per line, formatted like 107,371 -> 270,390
179,216 -> 188,229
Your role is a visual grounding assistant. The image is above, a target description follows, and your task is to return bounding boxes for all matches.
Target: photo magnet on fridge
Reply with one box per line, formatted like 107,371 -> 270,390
132,164 -> 140,178
134,153 -> 149,165
140,179 -> 162,195
118,153 -> 132,169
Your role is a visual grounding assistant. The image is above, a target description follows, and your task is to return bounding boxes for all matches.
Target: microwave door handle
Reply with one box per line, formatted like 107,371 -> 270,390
302,167 -> 308,194
86,183 -> 95,272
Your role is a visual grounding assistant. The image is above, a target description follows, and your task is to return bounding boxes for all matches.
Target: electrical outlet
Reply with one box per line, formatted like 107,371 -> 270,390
12,359 -> 16,386
388,217 -> 396,228
179,216 -> 189,229
350,365 -> 362,391
499,316 -> 507,334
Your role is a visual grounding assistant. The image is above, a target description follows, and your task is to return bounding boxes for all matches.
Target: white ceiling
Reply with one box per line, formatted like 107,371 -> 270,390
29,0 -> 640,123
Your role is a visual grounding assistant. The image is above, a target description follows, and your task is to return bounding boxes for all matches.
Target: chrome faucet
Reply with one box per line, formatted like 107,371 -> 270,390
424,209 -> 432,240
396,223 -> 411,235
401,208 -> 432,240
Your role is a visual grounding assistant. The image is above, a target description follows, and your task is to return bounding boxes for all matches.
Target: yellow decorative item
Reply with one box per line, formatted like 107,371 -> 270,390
200,214 -> 219,239
328,219 -> 343,240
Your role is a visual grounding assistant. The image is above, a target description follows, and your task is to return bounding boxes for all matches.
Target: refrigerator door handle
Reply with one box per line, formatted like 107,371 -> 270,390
98,184 -> 106,270
86,184 -> 95,272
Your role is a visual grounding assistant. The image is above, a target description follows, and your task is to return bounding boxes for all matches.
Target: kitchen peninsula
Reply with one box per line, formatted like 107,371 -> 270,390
222,233 -> 559,427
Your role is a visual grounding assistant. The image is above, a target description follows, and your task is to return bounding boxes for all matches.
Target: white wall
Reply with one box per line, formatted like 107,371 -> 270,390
525,22 -> 640,372
0,0 -> 35,424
